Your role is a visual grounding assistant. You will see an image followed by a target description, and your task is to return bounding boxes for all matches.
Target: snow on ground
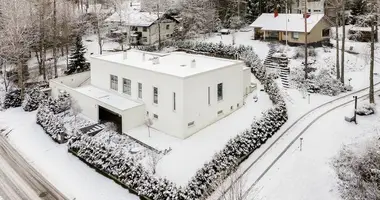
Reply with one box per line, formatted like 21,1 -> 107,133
194,31 -> 270,61
0,108 -> 139,200
252,94 -> 380,200
155,76 -> 273,186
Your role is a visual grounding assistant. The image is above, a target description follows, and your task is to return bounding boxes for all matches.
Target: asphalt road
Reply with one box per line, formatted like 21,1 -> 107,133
0,130 -> 68,200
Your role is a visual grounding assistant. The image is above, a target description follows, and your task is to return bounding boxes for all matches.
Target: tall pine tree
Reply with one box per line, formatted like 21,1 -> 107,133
67,35 -> 87,75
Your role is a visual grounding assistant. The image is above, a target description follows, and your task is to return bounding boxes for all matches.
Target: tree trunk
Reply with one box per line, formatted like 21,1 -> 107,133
369,19 -> 375,104
53,0 -> 58,78
17,61 -> 24,99
340,4 -> 345,84
66,45 -> 69,69
157,4 -> 161,50
335,12 -> 340,79
35,50 -> 42,74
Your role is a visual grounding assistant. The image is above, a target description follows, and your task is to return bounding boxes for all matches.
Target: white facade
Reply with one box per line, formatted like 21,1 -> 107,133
50,50 -> 252,139
292,0 -> 325,14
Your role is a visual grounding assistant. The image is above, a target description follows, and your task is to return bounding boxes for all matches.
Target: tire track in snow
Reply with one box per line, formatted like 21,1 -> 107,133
216,82 -> 380,200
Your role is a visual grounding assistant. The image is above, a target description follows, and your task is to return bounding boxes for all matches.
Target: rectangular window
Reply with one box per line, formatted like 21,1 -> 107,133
188,121 -> 194,127
166,24 -> 170,30
314,9 -> 321,12
208,87 -> 210,105
173,92 -> 176,111
123,78 -> 131,95
142,37 -> 148,42
322,29 -> 330,37
131,26 -> 138,31
292,32 -> 299,39
217,83 -> 223,101
217,110 -> 223,115
153,87 -> 158,104
110,75 -> 118,90
138,83 -> 142,99
153,114 -> 158,119
143,27 -> 147,32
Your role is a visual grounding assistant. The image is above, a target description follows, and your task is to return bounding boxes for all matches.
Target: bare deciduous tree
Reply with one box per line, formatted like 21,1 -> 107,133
0,0 -> 36,98
216,170 -> 260,200
147,150 -> 161,174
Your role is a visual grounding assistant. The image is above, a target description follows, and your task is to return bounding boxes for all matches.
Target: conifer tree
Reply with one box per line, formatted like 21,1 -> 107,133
67,35 -> 87,74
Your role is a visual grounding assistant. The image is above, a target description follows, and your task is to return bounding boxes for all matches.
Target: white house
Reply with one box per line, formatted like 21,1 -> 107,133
50,50 -> 252,139
105,10 -> 179,45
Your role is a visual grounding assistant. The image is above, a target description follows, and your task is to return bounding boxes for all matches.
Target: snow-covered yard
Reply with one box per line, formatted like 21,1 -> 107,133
121,76 -> 273,186
0,108 -> 139,200
252,94 -> 380,200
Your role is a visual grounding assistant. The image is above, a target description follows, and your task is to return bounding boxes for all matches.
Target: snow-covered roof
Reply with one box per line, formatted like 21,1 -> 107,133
75,85 -> 142,111
91,50 -> 243,78
105,10 -> 163,27
250,13 -> 325,33
349,26 -> 372,32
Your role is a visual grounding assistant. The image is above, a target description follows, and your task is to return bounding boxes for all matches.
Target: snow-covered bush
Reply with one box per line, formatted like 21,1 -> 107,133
3,89 -> 22,109
22,88 -> 43,112
356,103 -> 375,116
71,41 -> 288,200
36,104 -> 68,143
290,67 -> 352,96
293,47 -> 317,59
333,139 -> 380,200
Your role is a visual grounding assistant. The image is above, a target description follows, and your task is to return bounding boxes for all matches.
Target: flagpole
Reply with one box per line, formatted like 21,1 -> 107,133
285,2 -> 288,51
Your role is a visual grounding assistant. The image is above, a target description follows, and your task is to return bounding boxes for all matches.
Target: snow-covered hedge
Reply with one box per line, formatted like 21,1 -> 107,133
36,92 -> 72,143
22,88 -> 43,112
3,89 -> 22,109
36,104 -> 67,143
290,67 -> 353,96
69,41 -> 288,200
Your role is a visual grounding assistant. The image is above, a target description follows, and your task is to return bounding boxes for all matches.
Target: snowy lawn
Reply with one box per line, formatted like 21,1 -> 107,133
252,94 -> 380,200
0,108 -> 139,200
154,76 -> 273,186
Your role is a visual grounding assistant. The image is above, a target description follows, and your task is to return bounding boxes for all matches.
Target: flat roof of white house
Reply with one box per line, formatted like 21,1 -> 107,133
250,13 -> 325,33
91,50 -> 243,78
75,85 -> 142,111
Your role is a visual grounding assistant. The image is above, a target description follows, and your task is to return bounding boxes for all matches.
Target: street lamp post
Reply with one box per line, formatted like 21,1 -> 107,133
348,78 -> 352,86
308,93 -> 311,104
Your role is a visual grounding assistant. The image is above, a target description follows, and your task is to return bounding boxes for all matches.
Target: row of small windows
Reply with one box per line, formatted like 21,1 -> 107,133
131,24 -> 171,33
110,75 -> 176,110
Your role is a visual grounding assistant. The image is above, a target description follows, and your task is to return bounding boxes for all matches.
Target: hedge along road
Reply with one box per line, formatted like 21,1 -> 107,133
0,130 -> 68,200
212,82 -> 380,200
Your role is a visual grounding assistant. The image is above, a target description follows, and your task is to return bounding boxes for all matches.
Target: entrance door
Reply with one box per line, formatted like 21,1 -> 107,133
98,106 -> 122,133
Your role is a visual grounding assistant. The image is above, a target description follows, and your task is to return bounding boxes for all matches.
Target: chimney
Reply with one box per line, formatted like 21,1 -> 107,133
191,59 -> 196,68
123,50 -> 128,60
142,53 -> 146,61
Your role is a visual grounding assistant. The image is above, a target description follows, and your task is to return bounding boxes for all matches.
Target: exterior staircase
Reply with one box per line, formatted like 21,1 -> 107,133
79,123 -> 105,136
264,44 -> 290,89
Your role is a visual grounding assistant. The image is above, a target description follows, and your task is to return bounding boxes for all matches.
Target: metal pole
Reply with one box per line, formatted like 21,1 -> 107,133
354,96 -> 357,124
300,137 -> 303,151
285,2 -> 288,49
304,0 -> 308,79
308,93 -> 310,104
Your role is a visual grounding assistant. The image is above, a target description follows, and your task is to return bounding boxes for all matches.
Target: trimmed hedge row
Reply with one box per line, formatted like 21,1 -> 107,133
36,92 -> 71,143
69,41 -> 288,200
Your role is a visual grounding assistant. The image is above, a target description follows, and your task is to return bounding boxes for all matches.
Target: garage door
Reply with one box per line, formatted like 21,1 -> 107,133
98,106 -> 122,133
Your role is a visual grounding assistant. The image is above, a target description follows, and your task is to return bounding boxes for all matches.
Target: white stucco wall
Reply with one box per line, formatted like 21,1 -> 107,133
182,63 -> 245,138
90,57 -> 185,138
50,71 -> 90,89
50,79 -> 145,132
243,67 -> 251,97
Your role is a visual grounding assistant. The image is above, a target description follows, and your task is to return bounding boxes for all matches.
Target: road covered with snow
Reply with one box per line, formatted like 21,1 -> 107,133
0,109 -> 139,200
0,130 -> 68,200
